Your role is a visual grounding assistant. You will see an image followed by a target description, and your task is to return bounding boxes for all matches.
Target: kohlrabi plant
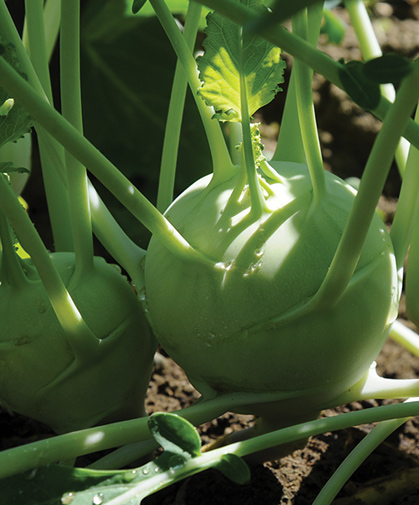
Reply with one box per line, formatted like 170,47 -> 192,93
0,0 -> 157,433
0,0 -> 419,503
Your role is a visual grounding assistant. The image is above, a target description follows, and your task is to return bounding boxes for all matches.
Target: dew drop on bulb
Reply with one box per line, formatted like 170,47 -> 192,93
61,492 -> 75,505
92,493 -> 104,505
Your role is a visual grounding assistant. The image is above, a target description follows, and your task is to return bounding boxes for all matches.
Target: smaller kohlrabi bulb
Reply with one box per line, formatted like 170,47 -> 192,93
0,252 -> 156,433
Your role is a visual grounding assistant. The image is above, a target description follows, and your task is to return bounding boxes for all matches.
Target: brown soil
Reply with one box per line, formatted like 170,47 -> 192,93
2,2 -> 419,504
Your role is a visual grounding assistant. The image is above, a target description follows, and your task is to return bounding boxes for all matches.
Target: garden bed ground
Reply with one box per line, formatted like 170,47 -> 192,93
1,2 -> 419,504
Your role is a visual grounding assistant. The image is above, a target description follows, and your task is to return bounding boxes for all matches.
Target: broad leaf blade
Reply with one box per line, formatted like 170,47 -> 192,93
213,453 -> 251,484
80,1 -> 211,246
0,465 -> 119,505
148,412 -> 202,459
0,462 -> 167,505
197,0 -> 285,121
339,60 -> 381,110
363,53 -> 413,85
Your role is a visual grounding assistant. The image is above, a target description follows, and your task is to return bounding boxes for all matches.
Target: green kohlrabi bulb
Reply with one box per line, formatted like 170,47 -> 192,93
144,162 -> 398,417
0,252 -> 156,433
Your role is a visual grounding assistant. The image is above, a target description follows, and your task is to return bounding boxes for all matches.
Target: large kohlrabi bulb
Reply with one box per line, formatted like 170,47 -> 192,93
144,162 -> 398,417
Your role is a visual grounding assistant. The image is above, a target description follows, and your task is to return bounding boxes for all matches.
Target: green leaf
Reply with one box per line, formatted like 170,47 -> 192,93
214,453 -> 251,484
148,412 -> 202,459
0,465 -> 119,505
0,462 -> 170,505
0,39 -> 33,151
363,53 -> 413,85
197,0 -> 285,122
339,60 -> 381,111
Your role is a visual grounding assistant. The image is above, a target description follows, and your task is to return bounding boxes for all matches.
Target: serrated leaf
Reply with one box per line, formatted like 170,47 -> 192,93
0,39 -> 33,150
197,0 -> 285,122
0,161 -> 30,174
214,453 -> 251,484
148,412 -> 202,459
339,60 -> 381,111
363,53 -> 413,85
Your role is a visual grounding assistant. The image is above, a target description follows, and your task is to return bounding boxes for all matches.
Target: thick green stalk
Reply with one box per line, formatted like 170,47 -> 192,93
0,208 -> 28,289
2,393 -> 419,480
149,0 -> 235,182
0,55 -> 213,266
292,9 -> 326,205
273,3 -> 323,164
22,0 -> 61,63
314,61 -> 419,307
0,175 -> 99,357
88,182 -> 147,287
390,105 -> 419,272
156,2 -> 202,212
60,0 -> 94,280
345,0 -> 408,176
68,402 -> 419,505
390,320 -> 419,359
273,69 -> 306,163
24,0 -> 53,102
193,0 -> 419,151
24,0 -> 74,252
238,29 -> 266,217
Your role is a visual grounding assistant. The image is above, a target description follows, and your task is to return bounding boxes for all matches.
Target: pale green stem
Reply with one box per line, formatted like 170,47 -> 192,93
24,0 -> 53,102
193,0 -> 419,151
88,182 -> 147,287
273,69 -> 306,163
148,0 -> 235,183
390,320 -> 419,359
274,3 -> 323,165
345,0 -> 409,176
292,9 -> 326,204
2,393 -> 419,480
227,122 -> 243,165
24,0 -> 74,251
0,175 -> 99,357
0,2 -> 146,277
43,0 -> 61,62
390,104 -> 419,272
85,401 -> 419,505
22,0 -> 61,62
313,61 -> 419,307
156,2 -> 202,212
238,29 -> 266,217
312,406 -> 412,505
60,0 -> 94,280
0,207 -> 28,289
0,55 -> 213,266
